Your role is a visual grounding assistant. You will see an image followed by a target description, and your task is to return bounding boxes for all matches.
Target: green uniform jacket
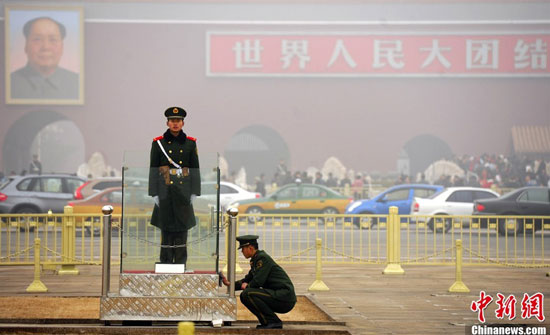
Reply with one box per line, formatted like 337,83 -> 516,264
235,250 -> 297,303
148,130 -> 201,232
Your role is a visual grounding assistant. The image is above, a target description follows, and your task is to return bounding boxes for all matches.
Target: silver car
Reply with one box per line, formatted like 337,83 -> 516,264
0,174 -> 86,214
199,181 -> 260,211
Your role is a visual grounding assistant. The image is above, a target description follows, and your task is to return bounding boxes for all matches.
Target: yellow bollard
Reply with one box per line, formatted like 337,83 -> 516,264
26,238 -> 48,293
178,321 -> 195,335
58,206 -> 79,275
308,238 -> 329,291
449,239 -> 470,293
42,210 -> 57,273
383,207 -> 404,275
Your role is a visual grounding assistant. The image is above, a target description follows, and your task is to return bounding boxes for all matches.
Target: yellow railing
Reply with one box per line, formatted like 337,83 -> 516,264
234,213 -> 550,266
0,210 -> 122,266
1,210 -> 549,268
0,209 -> 217,268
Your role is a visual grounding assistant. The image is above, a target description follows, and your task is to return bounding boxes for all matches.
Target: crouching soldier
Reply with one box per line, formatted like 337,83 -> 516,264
222,235 -> 296,329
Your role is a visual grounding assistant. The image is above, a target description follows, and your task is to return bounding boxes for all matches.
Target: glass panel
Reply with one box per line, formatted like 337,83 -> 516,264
120,151 -> 220,273
65,177 -> 84,194
447,191 -> 472,203
519,189 -> 550,203
220,184 -> 237,194
42,177 -> 63,193
474,191 -> 498,200
17,178 -> 33,191
301,186 -> 321,198
414,188 -> 437,198
385,189 -> 409,201
276,186 -> 298,199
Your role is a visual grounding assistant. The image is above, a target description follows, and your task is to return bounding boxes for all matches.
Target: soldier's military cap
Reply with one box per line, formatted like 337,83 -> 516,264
237,235 -> 259,249
164,106 -> 187,119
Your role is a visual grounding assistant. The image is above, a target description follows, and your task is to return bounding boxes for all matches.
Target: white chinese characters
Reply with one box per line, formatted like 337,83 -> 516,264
514,39 -> 548,70
372,40 -> 405,69
281,40 -> 311,69
226,35 -> 550,75
466,40 -> 499,70
420,39 -> 452,69
232,39 -> 264,69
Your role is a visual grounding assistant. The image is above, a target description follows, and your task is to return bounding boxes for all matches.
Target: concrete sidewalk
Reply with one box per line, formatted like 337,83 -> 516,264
0,263 -> 549,334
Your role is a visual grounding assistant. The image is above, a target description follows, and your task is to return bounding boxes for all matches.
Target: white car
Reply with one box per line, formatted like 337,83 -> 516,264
411,187 -> 500,232
199,181 -> 260,211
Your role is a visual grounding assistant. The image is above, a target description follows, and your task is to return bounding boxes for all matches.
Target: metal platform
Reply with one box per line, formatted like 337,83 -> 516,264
100,273 -> 237,321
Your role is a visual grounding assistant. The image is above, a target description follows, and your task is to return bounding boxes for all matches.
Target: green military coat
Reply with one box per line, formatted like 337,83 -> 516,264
148,130 -> 201,232
235,250 -> 297,303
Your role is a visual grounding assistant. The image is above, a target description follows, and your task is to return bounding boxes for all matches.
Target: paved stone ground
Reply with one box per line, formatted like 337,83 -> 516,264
0,264 -> 549,334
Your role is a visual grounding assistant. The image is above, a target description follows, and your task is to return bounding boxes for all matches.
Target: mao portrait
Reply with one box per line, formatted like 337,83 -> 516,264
5,6 -> 84,105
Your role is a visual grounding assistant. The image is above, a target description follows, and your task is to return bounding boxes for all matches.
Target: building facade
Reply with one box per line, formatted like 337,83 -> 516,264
1,0 -> 549,180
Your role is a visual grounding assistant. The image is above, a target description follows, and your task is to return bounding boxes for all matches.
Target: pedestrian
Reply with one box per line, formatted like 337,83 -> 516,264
29,154 -> 42,175
340,174 -> 351,188
255,174 -> 266,197
313,171 -> 325,185
351,174 -> 364,199
418,173 -> 428,184
302,171 -> 312,184
148,106 -> 201,265
524,174 -> 538,186
326,172 -> 338,187
222,235 -> 296,329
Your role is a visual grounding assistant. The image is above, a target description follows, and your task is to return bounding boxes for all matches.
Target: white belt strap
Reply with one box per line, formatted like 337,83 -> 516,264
156,140 -> 182,169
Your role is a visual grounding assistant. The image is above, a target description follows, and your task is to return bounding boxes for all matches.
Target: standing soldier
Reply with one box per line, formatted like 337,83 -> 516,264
222,235 -> 296,329
148,106 -> 201,265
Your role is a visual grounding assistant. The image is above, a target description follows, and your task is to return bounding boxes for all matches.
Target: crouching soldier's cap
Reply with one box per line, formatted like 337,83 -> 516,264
237,235 -> 259,249
164,106 -> 187,119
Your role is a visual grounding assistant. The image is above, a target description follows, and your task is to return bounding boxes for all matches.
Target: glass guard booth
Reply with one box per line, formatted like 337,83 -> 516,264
100,151 -> 237,322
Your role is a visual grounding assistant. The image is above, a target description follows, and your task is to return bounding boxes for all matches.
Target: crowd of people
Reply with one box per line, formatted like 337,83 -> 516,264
449,154 -> 549,188
3,153 -> 549,195
226,154 -> 550,198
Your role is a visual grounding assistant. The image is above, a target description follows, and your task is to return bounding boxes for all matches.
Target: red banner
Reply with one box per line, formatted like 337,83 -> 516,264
207,32 -> 550,77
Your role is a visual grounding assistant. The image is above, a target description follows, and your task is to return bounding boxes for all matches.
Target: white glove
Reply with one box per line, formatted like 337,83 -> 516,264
190,194 -> 197,204
153,196 -> 159,207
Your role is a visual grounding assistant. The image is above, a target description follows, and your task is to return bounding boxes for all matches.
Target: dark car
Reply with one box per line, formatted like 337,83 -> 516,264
473,186 -> 550,235
0,174 -> 86,214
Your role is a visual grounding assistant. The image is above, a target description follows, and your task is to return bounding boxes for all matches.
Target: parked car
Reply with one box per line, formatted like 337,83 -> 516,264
69,186 -> 212,236
473,186 -> 550,235
345,184 -> 444,227
411,187 -> 500,232
0,174 -> 86,214
69,186 -> 212,215
229,183 -> 353,221
199,181 -> 260,211
73,177 -> 122,200
69,187 -> 125,236
69,187 -> 151,216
